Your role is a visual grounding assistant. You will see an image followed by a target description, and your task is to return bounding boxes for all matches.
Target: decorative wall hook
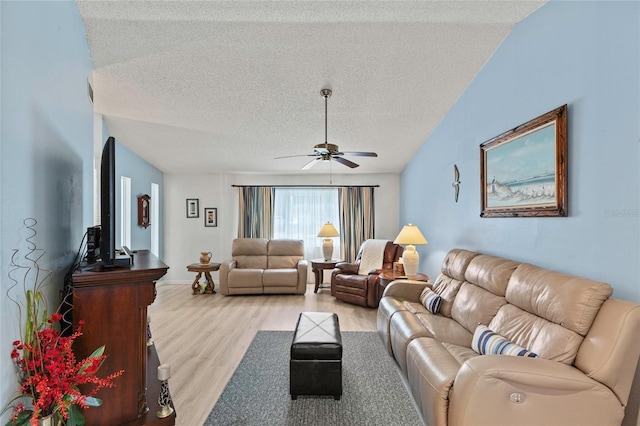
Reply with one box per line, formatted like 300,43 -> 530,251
452,164 -> 461,202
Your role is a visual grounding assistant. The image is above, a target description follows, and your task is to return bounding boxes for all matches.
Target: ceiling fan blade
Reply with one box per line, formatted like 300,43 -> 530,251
274,154 -> 317,159
333,156 -> 359,168
341,151 -> 378,157
301,158 -> 321,170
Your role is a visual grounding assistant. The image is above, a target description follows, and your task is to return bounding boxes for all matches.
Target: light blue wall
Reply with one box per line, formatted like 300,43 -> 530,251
0,1 -> 94,420
0,2 -> 165,420
114,141 -> 164,258
400,0 -> 639,303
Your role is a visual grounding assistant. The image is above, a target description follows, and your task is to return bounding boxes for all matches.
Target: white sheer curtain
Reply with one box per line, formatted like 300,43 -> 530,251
273,188 -> 340,263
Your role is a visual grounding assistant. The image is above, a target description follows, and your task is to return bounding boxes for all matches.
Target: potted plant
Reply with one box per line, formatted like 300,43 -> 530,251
3,219 -> 123,426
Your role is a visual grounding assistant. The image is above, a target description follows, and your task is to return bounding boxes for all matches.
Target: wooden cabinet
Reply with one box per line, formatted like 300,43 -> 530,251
72,251 -> 175,425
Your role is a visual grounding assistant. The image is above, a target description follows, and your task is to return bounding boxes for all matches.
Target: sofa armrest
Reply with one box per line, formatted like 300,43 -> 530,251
296,259 -> 308,293
219,260 -> 236,295
449,355 -> 624,426
334,262 -> 359,275
382,280 -> 430,302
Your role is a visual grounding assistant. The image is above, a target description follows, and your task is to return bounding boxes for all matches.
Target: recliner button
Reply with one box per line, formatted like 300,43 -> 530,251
510,393 -> 526,403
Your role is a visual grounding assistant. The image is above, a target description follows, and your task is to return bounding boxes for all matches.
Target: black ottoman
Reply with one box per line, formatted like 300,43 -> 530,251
290,312 -> 342,400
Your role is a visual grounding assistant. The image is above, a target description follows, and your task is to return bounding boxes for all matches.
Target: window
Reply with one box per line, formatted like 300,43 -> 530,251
120,176 -> 131,248
273,188 -> 340,260
150,183 -> 159,256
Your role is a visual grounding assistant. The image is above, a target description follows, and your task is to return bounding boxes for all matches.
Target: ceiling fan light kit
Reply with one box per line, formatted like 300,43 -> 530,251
275,88 -> 377,170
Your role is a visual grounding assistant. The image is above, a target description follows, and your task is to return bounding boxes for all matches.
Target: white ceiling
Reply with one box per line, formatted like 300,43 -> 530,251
77,0 -> 545,175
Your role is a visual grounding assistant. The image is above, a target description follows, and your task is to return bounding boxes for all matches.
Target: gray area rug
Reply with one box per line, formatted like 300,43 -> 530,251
204,330 -> 423,426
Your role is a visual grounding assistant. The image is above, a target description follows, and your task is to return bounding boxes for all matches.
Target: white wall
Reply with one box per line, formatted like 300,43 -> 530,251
163,172 -> 399,283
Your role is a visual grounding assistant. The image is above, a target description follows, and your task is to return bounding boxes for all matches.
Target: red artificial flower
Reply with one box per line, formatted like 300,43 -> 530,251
9,313 -> 124,424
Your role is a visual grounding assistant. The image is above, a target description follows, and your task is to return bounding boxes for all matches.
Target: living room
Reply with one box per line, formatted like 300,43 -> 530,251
1,1 -> 639,426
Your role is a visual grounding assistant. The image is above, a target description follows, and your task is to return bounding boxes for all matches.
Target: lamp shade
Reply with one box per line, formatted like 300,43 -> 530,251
393,224 -> 427,246
317,222 -> 339,237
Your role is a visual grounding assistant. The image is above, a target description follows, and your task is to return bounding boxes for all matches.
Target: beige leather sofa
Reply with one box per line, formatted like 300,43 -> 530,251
219,238 -> 307,295
378,248 -> 640,426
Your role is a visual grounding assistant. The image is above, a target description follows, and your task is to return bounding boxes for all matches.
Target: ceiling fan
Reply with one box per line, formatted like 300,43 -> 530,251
275,89 -> 378,169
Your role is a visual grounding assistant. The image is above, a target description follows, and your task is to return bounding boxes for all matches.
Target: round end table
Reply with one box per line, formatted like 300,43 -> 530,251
310,259 -> 342,293
187,262 -> 221,294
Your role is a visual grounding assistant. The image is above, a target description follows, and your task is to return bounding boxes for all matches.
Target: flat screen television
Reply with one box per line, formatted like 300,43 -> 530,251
99,136 -> 116,265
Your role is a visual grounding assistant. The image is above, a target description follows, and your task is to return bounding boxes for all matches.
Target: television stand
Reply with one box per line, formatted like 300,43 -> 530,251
72,250 -> 175,425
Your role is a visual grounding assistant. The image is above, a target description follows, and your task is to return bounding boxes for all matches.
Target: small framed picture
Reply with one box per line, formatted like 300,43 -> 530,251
186,199 -> 199,218
204,208 -> 217,227
393,261 -> 404,276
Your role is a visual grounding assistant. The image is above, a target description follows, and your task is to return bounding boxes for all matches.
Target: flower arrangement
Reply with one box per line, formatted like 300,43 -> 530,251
8,313 -> 124,426
4,219 -> 123,426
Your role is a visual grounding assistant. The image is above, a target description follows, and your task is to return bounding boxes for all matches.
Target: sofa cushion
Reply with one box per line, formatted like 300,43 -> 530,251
506,263 -> 613,336
232,238 -> 268,269
414,312 -> 473,347
227,269 -> 264,288
267,239 -> 304,268
406,338 -> 463,426
440,249 -> 479,281
489,304 -> 583,365
451,283 -> 506,333
431,273 -> 464,318
263,269 -> 299,287
420,288 -> 442,314
472,324 -> 538,357
402,300 -> 429,315
441,342 -> 479,365
464,254 -> 519,297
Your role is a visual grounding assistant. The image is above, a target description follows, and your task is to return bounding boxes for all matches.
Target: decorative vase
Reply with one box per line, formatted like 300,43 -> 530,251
402,247 -> 419,278
199,251 -> 212,264
38,414 -> 59,426
322,239 -> 333,261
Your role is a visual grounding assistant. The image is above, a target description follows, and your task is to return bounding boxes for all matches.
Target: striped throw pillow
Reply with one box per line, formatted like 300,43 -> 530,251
420,288 -> 442,314
472,324 -> 538,358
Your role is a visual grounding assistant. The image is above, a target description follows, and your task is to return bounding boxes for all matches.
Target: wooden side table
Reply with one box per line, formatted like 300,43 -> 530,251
378,271 -> 430,302
187,262 -> 221,294
310,259 -> 342,293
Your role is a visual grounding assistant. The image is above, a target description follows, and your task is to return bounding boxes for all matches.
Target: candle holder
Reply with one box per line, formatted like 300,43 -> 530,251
156,379 -> 174,418
146,312 -> 153,347
157,364 -> 174,418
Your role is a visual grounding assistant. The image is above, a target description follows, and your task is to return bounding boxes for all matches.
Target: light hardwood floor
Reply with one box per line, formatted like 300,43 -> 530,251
148,282 -> 378,426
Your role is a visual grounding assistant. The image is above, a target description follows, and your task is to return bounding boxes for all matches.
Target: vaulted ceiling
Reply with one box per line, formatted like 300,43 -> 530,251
77,1 -> 545,175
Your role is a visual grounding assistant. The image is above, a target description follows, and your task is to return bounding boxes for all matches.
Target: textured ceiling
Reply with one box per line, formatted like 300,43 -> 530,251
77,0 -> 545,175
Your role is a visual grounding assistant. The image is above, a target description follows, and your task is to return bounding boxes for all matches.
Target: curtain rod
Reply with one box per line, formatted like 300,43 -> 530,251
231,184 -> 379,188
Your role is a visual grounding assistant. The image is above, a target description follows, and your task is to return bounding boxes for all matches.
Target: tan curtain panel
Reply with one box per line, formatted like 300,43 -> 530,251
338,186 -> 375,262
237,186 -> 275,238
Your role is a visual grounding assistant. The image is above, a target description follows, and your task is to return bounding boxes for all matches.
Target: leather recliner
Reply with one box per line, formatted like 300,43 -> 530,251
330,240 -> 403,308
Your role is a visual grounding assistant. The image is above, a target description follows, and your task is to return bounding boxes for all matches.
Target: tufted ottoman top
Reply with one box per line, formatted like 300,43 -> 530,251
291,312 -> 342,360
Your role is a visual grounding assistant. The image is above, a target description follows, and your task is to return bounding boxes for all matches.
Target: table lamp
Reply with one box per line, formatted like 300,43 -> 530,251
393,224 -> 428,278
317,222 -> 339,261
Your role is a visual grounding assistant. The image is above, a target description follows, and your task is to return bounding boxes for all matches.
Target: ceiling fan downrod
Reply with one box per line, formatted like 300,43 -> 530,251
321,89 -> 332,146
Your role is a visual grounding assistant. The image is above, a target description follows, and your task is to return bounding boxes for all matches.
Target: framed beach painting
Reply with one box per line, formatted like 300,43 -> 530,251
480,105 -> 567,218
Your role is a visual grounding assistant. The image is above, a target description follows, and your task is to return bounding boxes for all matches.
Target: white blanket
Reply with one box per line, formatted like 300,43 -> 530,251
358,239 -> 388,275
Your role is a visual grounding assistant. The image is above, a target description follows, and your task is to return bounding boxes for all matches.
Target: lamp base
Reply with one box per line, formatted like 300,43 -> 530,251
402,245 -> 419,278
322,239 -> 333,261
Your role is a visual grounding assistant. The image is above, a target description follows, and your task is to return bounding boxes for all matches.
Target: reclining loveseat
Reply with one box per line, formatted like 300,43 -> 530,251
219,238 -> 307,295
